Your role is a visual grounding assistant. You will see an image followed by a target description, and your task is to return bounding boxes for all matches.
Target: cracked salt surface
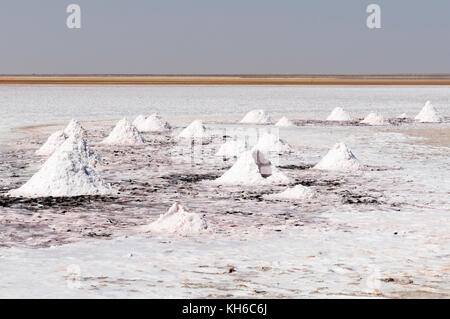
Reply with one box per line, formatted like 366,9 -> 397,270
0,85 -> 448,298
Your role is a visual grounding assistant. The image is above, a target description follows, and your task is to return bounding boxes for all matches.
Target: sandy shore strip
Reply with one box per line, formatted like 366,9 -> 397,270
2,75 -> 450,85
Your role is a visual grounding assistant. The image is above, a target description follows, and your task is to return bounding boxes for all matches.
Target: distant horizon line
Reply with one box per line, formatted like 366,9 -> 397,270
2,73 -> 450,77
2,74 -> 450,85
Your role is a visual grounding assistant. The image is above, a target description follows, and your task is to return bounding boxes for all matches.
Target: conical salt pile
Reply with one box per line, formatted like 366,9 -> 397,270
35,119 -> 87,157
361,112 -> 385,125
8,141 -> 112,198
415,101 -> 442,123
177,120 -> 206,139
137,113 -> 172,132
58,133 -> 102,167
240,109 -> 272,124
133,115 -> 147,128
253,132 -> 291,154
216,140 -> 247,158
314,143 -> 364,171
141,203 -> 208,235
275,117 -> 295,127
264,184 -> 317,200
35,130 -> 68,156
214,149 -> 290,185
64,119 -> 87,137
326,107 -> 352,121
102,118 -> 146,145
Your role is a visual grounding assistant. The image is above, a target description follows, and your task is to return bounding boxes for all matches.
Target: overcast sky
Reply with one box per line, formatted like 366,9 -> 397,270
0,0 -> 449,74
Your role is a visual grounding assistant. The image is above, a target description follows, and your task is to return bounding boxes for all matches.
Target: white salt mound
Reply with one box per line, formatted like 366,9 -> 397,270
240,109 -> 272,124
177,120 -> 206,139
216,140 -> 247,158
214,149 -> 290,185
275,117 -> 295,127
58,134 -> 102,167
314,143 -> 364,171
397,113 -> 408,119
361,112 -> 385,125
142,203 -> 208,235
36,119 -> 89,156
326,107 -> 352,121
253,133 -> 291,154
415,101 -> 442,123
102,118 -> 145,145
137,113 -> 172,132
132,115 -> 147,128
264,184 -> 316,201
64,119 -> 87,137
35,130 -> 68,156
8,142 -> 112,198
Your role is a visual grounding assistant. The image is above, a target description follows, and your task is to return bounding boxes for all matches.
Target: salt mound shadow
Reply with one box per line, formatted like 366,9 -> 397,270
59,134 -> 102,167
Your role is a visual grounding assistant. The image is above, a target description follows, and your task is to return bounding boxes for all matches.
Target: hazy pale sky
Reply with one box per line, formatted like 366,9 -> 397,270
0,0 -> 449,74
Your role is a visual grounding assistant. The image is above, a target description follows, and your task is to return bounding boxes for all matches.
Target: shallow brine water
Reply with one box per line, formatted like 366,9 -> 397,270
0,85 -> 449,298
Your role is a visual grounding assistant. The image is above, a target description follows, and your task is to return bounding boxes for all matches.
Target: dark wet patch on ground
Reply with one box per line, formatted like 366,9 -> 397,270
387,118 -> 414,126
339,190 -> 383,205
0,195 -> 118,210
367,166 -> 402,172
294,178 -> 341,188
293,120 -> 364,127
278,164 -> 313,170
225,210 -> 253,216
160,173 -> 221,184
115,180 -> 161,193
292,118 -> 434,127
238,193 -> 268,202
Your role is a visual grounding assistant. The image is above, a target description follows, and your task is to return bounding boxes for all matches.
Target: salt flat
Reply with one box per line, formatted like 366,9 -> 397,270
0,85 -> 449,298
1,85 -> 450,142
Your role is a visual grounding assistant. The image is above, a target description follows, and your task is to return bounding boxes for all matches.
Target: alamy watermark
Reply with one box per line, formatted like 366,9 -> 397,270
66,4 -> 81,29
366,4 -> 382,29
172,126 -> 282,166
65,4 -> 381,30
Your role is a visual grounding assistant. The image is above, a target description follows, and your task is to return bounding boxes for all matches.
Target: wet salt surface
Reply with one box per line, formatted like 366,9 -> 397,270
0,118 -> 449,298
